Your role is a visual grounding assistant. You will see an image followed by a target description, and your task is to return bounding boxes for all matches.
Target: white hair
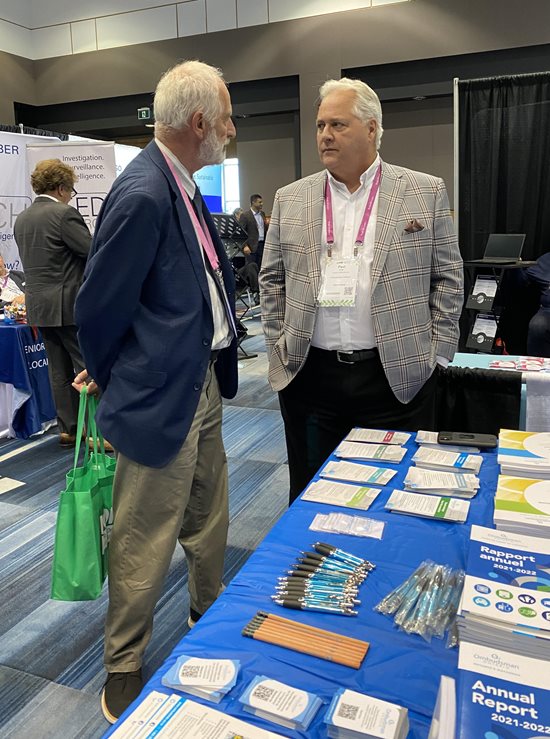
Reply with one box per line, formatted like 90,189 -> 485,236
319,77 -> 384,149
154,60 -> 225,134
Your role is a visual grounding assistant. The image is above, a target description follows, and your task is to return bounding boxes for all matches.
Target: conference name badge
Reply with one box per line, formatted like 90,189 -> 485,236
317,257 -> 359,307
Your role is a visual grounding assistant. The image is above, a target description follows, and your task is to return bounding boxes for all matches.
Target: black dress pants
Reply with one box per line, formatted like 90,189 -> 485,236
279,347 -> 438,504
40,325 -> 85,436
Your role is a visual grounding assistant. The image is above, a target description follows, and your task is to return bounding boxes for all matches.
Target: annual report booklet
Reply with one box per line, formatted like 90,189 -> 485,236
494,474 -> 550,536
498,429 -> 550,477
301,479 -> 381,510
320,460 -> 397,486
467,524 -> 550,591
456,641 -> 550,739
109,691 -> 285,738
457,575 -> 550,659
385,489 -> 470,523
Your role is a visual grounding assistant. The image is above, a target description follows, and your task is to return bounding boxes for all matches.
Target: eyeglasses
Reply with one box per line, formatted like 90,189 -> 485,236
71,188 -> 78,198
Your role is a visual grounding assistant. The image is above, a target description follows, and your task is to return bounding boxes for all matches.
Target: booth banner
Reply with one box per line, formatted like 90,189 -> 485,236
26,141 -> 117,234
0,132 -> 61,270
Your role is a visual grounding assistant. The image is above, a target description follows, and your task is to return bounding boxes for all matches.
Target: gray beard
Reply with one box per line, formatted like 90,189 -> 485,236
199,130 -> 226,166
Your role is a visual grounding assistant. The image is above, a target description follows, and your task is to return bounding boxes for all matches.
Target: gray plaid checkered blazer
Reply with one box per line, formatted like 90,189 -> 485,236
259,161 -> 464,404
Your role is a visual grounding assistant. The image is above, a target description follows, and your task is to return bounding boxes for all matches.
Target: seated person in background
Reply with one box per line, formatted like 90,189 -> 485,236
524,252 -> 550,357
0,254 -> 25,309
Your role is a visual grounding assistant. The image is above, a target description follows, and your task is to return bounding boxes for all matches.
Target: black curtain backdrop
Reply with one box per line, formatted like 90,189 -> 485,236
459,72 -> 550,352
0,124 -> 68,139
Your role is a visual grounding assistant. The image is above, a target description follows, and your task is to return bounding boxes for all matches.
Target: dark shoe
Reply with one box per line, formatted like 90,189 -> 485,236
101,669 -> 143,724
59,433 -> 76,448
187,607 -> 202,629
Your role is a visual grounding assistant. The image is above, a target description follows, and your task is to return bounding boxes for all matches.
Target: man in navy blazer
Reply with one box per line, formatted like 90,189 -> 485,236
75,60 -> 237,723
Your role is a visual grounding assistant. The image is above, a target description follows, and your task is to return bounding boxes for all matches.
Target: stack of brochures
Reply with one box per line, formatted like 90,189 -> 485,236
335,441 -> 406,464
385,489 -> 470,523
428,675 -> 456,739
109,692 -> 284,738
324,688 -> 409,739
493,473 -> 550,536
411,447 -> 482,474
239,675 -> 323,731
301,479 -> 381,510
345,428 -> 411,446
455,641 -> 550,739
404,467 -> 480,498
416,430 -> 480,453
457,525 -> 550,659
498,429 -> 550,478
320,460 -> 397,486
161,655 -> 239,703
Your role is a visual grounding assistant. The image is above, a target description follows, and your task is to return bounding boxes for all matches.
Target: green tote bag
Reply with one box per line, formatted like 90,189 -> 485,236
50,389 -> 115,601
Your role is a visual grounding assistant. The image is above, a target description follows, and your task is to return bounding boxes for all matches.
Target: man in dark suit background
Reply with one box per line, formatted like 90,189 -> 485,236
13,159 -> 91,446
240,193 -> 267,269
74,60 -> 238,723
0,253 -> 25,309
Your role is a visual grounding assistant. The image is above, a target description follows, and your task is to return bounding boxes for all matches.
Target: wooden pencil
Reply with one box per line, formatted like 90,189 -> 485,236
251,616 -> 367,659
260,610 -> 368,649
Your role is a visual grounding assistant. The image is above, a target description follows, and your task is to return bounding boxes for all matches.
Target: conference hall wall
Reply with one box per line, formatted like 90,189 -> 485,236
2,0 -> 550,212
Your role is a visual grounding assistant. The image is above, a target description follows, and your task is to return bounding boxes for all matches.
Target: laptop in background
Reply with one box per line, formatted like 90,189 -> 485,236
468,233 -> 526,265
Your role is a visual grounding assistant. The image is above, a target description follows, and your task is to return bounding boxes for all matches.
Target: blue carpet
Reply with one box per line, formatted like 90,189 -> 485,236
0,315 -> 288,737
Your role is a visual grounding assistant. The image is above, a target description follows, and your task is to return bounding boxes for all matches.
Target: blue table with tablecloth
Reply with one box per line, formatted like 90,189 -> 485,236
103,435 -> 499,738
0,321 -> 56,438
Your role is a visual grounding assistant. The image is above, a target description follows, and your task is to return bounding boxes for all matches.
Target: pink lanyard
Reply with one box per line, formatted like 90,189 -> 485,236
324,163 -> 382,257
162,152 -> 237,338
162,153 -> 221,273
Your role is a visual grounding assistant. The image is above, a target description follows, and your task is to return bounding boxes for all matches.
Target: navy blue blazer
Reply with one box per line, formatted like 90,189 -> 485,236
75,141 -> 238,467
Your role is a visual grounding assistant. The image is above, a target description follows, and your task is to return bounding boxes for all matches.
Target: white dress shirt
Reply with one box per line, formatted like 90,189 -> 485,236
156,139 -> 232,350
312,155 -> 380,351
253,209 -> 265,240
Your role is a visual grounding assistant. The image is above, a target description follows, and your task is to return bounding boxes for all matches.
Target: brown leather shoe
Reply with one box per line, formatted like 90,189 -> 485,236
59,433 -> 77,447
88,437 -> 115,453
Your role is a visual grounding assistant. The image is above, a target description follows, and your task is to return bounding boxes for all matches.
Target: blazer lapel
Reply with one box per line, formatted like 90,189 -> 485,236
371,161 -> 406,292
303,172 -> 325,301
148,143 -> 211,309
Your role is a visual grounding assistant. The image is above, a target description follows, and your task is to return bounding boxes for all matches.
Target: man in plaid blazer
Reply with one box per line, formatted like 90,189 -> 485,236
260,78 -> 463,503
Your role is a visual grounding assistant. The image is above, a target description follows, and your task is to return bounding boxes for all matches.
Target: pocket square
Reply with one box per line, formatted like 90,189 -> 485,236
404,219 -> 425,234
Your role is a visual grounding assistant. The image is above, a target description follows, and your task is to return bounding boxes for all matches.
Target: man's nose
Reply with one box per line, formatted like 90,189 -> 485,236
228,119 -> 236,138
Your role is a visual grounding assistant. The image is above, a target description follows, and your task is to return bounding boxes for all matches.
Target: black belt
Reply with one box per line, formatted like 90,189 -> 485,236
210,350 -> 220,361
310,346 -> 378,364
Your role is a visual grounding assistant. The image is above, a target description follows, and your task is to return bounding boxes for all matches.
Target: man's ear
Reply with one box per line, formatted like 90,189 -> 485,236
190,110 -> 206,139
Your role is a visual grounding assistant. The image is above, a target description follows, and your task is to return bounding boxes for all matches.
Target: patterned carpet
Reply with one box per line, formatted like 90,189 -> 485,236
0,315 -> 288,738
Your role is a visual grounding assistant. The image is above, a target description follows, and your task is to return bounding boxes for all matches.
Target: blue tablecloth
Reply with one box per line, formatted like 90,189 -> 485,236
104,438 -> 498,738
0,322 -> 56,438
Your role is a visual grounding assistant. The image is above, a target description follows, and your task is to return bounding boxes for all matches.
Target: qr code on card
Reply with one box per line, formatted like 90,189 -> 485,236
252,685 -> 276,702
337,702 -> 359,720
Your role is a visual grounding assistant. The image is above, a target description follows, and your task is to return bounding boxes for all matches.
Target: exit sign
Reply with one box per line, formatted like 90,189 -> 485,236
137,107 -> 151,121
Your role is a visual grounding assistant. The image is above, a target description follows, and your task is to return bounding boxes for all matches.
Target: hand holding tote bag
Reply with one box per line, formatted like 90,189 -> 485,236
50,389 -> 115,601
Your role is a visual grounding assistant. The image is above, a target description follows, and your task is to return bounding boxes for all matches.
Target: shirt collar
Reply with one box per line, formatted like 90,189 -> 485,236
155,138 -> 196,198
327,154 -> 381,196
36,194 -> 60,203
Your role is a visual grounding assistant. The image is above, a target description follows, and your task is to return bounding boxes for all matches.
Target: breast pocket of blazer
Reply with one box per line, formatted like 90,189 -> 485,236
397,230 -> 433,269
111,362 -> 167,388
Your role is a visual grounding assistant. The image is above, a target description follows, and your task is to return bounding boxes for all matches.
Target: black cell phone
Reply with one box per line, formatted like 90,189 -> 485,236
437,431 -> 498,448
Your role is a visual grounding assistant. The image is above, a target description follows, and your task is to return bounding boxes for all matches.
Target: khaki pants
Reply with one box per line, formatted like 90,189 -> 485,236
104,361 -> 228,672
